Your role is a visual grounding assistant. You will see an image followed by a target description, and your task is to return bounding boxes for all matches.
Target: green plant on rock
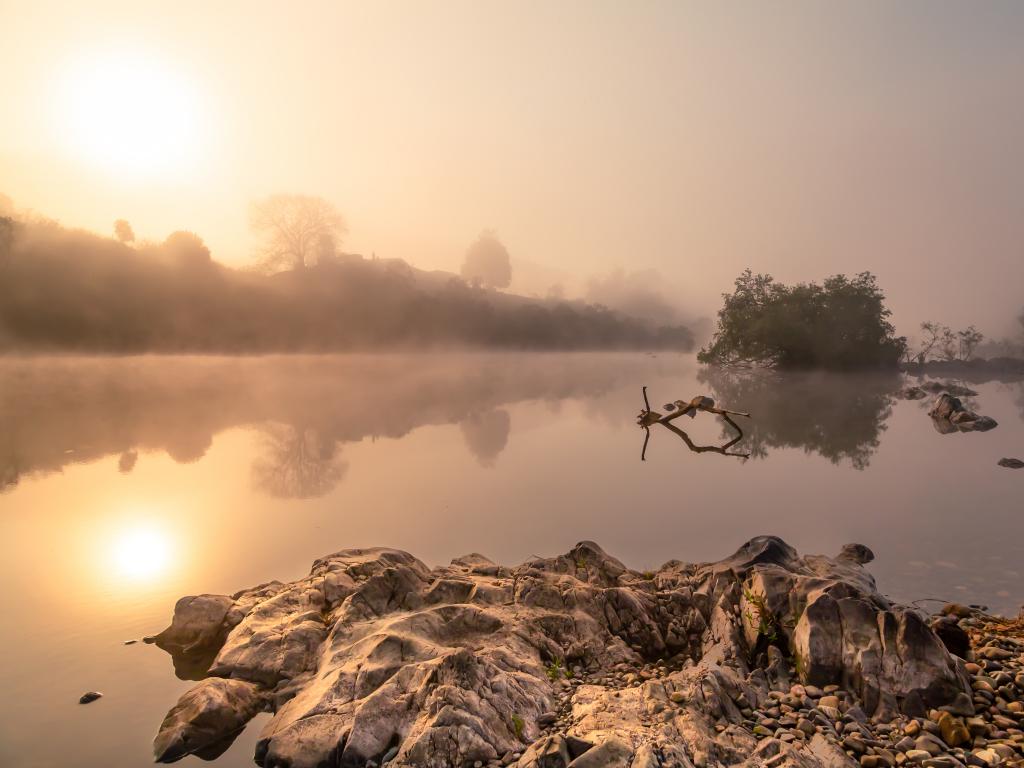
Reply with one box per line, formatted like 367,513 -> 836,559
511,713 -> 525,740
641,570 -> 656,581
574,553 -> 588,570
545,659 -> 566,682
743,588 -> 782,643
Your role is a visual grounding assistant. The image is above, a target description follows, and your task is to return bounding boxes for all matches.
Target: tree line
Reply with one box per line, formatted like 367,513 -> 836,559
0,199 -> 694,353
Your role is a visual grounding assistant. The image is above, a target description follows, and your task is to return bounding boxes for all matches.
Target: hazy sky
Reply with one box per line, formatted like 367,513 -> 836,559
2,1 -> 1022,335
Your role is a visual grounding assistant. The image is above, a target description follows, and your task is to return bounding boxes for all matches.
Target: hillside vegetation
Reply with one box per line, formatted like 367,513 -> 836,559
0,217 -> 694,353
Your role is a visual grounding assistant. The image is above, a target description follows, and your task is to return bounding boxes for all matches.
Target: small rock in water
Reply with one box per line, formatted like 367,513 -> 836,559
123,639 -> 138,645
997,457 -> 1024,469
928,394 -> 997,433
900,386 -> 927,400
79,691 -> 103,704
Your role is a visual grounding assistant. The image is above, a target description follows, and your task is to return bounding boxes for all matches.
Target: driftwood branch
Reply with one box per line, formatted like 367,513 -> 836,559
638,390 -> 751,460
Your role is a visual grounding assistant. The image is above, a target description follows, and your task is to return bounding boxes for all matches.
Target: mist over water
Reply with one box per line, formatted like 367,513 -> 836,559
1,353 -> 1023,766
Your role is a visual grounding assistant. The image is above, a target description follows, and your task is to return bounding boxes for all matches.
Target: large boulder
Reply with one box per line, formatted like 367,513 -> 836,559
150,537 -> 971,767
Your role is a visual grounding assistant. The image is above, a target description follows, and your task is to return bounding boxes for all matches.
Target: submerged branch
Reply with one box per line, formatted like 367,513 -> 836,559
637,389 -> 751,460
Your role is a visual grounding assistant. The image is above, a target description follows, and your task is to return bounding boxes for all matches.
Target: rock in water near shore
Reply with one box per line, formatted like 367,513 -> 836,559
998,458 -> 1024,469
900,386 -> 928,400
928,394 -> 998,433
149,537 -> 987,768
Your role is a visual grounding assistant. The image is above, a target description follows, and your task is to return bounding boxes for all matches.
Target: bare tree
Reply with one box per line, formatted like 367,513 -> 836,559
249,194 -> 347,272
938,327 -> 959,361
916,321 -> 946,363
958,326 -> 983,361
114,219 -> 135,243
461,230 -> 511,289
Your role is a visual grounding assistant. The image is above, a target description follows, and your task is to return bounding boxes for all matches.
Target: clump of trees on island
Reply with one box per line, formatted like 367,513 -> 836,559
0,195 -> 694,353
698,270 -> 907,369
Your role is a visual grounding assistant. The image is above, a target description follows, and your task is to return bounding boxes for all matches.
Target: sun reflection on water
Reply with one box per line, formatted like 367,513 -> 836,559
110,522 -> 175,581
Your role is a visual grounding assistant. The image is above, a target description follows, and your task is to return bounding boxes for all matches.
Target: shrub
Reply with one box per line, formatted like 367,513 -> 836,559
698,270 -> 906,369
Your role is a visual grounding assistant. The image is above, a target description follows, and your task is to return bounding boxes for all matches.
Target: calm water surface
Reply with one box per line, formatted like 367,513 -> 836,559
1,353 -> 1022,767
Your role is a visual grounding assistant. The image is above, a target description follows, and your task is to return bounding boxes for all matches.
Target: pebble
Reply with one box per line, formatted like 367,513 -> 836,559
79,691 -> 103,704
511,609 -> 1024,768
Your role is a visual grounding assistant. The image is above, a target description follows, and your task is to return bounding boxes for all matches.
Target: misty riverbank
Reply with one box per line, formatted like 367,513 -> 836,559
0,217 -> 695,354
147,537 -> 1024,768
902,358 -> 1024,382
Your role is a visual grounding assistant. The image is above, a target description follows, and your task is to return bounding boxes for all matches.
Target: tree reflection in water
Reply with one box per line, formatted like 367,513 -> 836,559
460,409 -> 511,467
0,354 -> 645,496
251,423 -> 348,499
698,368 -> 901,469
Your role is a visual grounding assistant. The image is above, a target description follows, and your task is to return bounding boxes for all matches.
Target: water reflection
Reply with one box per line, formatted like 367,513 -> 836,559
4,354 -> 1024,768
0,354 -> 652,497
110,522 -> 174,581
698,368 -> 901,469
460,409 -> 511,467
118,450 -> 138,474
251,423 -> 348,499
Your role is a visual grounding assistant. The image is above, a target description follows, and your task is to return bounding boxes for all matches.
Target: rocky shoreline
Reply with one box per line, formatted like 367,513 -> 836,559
148,538 -> 1024,768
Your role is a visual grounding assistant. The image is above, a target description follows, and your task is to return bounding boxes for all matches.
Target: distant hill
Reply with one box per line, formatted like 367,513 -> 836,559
0,217 -> 695,353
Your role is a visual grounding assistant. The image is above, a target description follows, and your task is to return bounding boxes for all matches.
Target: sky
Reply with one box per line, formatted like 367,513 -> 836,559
1,0 -> 1022,336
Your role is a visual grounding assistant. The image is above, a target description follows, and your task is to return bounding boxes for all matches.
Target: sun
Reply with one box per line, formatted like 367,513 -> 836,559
57,50 -> 203,180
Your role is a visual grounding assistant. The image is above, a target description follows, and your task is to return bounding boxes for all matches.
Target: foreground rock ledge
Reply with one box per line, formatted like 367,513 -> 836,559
150,537 -> 991,768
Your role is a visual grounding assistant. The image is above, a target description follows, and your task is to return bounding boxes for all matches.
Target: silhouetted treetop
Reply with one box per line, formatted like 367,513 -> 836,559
698,270 -> 906,370
114,219 -> 135,243
461,230 -> 511,290
161,231 -> 211,268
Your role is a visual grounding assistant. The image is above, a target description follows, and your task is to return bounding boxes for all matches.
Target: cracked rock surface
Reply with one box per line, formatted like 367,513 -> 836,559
149,537 -> 978,768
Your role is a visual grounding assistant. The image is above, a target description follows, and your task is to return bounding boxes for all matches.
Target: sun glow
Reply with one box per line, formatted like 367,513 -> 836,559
110,522 -> 174,581
57,50 -> 204,180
